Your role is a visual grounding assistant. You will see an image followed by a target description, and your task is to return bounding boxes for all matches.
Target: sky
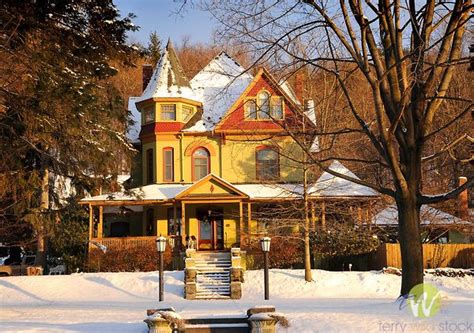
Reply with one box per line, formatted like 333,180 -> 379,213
114,0 -> 215,46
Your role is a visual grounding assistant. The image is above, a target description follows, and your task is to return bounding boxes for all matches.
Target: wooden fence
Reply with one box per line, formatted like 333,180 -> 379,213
374,243 -> 474,269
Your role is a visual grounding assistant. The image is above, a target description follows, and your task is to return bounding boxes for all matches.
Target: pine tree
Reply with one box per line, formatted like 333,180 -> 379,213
147,31 -> 162,65
0,0 -> 138,266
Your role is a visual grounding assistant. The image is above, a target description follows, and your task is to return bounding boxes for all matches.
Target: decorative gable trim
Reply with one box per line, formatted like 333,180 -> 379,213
214,68 -> 314,132
175,173 -> 249,199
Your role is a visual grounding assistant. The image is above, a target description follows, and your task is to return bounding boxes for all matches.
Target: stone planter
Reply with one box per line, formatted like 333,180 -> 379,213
144,314 -> 174,333
248,314 -> 278,333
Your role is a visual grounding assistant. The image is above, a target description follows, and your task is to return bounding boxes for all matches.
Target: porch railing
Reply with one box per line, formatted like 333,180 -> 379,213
90,236 -> 156,250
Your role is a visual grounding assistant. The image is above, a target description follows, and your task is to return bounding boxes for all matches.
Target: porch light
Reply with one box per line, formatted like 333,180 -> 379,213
261,237 -> 271,252
156,236 -> 167,253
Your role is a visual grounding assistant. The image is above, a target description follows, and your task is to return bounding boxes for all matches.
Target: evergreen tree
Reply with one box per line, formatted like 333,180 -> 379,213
147,31 -> 162,65
0,0 -> 138,266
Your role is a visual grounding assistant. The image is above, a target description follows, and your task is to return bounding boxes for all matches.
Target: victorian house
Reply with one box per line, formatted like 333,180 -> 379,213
80,41 -> 379,253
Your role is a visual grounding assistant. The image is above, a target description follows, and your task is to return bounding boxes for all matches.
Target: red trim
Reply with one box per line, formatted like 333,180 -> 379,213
140,122 -> 184,138
255,145 -> 280,181
162,147 -> 174,182
191,147 -> 211,181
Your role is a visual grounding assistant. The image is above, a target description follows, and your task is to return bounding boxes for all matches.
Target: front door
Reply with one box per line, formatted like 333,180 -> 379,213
197,208 -> 224,250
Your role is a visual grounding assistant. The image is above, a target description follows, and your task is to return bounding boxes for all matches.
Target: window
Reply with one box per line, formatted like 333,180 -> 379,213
160,104 -> 176,121
244,99 -> 257,120
163,147 -> 174,182
167,207 -> 182,235
245,91 -> 283,120
182,105 -> 194,122
192,148 -> 210,181
144,106 -> 154,123
256,147 -> 279,181
270,96 -> 284,119
257,91 -> 271,119
146,148 -> 154,184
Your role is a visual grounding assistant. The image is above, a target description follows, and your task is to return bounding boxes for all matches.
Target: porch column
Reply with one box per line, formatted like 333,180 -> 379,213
321,201 -> 326,230
98,206 -> 104,238
181,201 -> 186,244
247,202 -> 252,235
239,201 -> 244,247
357,207 -> 362,225
88,204 -> 93,240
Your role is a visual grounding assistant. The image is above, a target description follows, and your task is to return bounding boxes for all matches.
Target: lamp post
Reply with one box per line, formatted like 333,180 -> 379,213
261,237 -> 271,300
156,236 -> 167,302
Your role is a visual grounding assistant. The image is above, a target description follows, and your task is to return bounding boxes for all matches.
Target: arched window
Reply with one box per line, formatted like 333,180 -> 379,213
192,148 -> 210,181
256,147 -> 279,181
257,91 -> 271,119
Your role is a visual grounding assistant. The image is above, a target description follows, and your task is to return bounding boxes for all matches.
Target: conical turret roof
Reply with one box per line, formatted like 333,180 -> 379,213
137,39 -> 198,102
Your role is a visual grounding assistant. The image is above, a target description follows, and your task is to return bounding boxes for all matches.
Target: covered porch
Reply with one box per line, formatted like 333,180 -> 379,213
81,164 -> 381,253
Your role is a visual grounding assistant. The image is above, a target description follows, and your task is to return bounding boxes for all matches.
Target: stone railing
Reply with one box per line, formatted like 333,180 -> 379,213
183,249 -> 197,300
230,247 -> 244,299
144,306 -> 284,333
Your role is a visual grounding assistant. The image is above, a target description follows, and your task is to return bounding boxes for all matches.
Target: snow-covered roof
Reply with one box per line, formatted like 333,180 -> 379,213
374,205 -> 472,226
81,162 -> 379,204
308,160 -> 378,197
186,52 -> 253,132
83,183 -> 190,202
127,97 -> 141,142
135,40 -> 199,103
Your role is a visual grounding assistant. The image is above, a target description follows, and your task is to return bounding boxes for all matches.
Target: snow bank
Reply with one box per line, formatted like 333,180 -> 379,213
1,270 -> 472,332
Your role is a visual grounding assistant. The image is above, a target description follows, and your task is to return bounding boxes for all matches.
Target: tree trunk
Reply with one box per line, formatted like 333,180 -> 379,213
304,225 -> 312,281
396,195 -> 423,295
36,167 -> 49,268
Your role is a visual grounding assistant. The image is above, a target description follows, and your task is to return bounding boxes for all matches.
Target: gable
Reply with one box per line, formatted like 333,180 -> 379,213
175,174 -> 248,199
215,70 -> 307,133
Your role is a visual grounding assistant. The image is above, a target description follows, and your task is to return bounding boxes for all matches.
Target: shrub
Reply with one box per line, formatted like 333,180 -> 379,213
245,236 -> 304,269
87,244 -> 174,272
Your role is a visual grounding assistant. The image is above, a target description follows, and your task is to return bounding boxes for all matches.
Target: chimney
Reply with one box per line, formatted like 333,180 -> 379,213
142,64 -> 153,92
458,176 -> 468,219
295,71 -> 305,103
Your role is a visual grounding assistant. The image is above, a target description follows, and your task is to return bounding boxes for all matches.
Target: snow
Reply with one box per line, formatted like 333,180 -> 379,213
309,160 -> 379,197
127,97 -> 141,143
1,270 -> 472,332
374,205 -> 472,226
186,52 -> 253,132
136,47 -> 199,103
81,162 -> 380,204
82,183 -> 190,202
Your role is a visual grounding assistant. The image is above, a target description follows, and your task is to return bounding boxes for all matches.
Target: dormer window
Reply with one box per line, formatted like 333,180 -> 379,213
144,106 -> 155,124
161,104 -> 176,121
245,91 -> 284,120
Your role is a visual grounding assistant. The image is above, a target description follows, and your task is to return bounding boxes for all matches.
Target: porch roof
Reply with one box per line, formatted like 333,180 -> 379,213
80,167 -> 379,205
374,205 -> 472,226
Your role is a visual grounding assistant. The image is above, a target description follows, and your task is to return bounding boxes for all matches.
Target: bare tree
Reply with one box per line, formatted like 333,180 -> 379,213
198,0 -> 473,295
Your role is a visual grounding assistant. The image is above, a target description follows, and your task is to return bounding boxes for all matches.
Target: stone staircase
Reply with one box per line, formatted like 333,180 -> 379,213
194,252 -> 231,299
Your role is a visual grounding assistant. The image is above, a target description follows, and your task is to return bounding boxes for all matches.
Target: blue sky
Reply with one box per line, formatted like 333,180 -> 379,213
115,0 -> 215,45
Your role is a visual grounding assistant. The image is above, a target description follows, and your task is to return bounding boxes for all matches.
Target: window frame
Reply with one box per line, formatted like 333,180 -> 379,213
244,90 -> 284,121
255,146 -> 280,181
192,147 -> 210,181
163,147 -> 174,182
160,104 -> 177,121
143,106 -> 155,124
181,105 -> 194,122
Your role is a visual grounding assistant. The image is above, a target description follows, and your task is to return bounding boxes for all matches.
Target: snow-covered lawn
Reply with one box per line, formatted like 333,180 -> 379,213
0,269 -> 472,332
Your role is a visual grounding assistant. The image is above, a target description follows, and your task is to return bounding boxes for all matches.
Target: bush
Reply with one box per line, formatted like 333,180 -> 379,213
87,244 -> 174,272
245,236 -> 304,269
